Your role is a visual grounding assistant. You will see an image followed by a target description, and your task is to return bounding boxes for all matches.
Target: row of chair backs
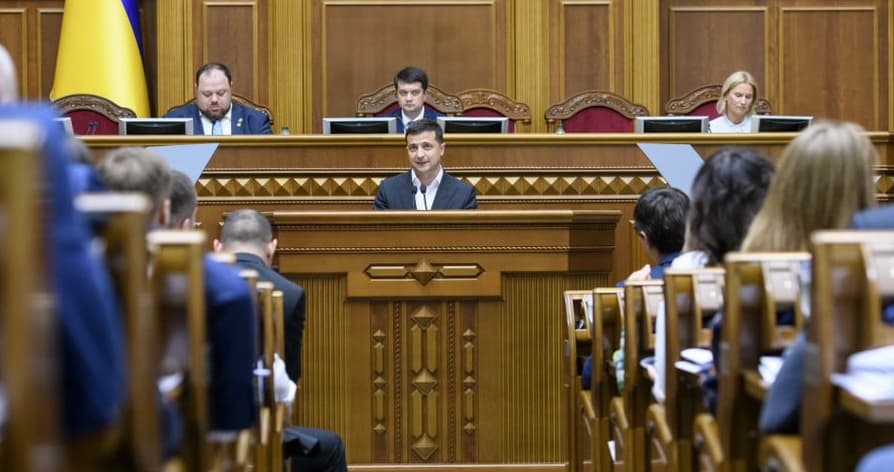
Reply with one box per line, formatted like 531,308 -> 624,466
52,93 -> 273,135
0,120 -> 62,471
563,290 -> 593,472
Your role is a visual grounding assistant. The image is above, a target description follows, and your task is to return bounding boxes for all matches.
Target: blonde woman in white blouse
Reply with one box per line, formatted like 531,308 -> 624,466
709,71 -> 759,133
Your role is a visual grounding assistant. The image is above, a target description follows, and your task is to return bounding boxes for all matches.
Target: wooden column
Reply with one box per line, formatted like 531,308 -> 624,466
626,0 -> 660,114
269,0 -> 311,134
155,0 -> 193,114
512,1 -> 550,132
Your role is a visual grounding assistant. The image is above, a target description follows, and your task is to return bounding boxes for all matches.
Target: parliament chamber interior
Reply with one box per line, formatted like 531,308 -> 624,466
1,0 -> 894,470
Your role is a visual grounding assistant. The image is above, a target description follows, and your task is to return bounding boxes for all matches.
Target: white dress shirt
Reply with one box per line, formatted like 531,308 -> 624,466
709,114 -> 752,133
411,167 -> 443,210
200,107 -> 233,135
402,106 -> 428,130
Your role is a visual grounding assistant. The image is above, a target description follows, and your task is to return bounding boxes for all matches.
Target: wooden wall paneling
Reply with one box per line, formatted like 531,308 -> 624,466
36,8 -> 62,100
666,6 -> 769,103
201,1 -> 267,105
0,7 -> 27,99
155,0 -> 193,114
549,1 -> 624,104
269,0 -> 311,134
628,0 -> 660,114
314,0 -> 507,133
779,5 -> 882,129
512,1 -> 548,132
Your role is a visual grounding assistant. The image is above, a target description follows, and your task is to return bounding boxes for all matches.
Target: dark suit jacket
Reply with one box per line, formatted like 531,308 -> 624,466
234,253 -> 305,382
853,205 -> 894,229
164,102 -> 272,135
204,256 -> 258,431
759,333 -> 806,433
385,106 -> 443,134
373,170 -> 478,210
0,104 -> 127,439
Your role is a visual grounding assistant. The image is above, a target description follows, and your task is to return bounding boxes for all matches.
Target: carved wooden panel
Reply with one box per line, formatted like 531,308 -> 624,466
666,6 -> 768,100
0,8 -> 27,98
551,1 -> 623,99
36,8 -> 62,99
313,0 -> 507,131
779,6 -> 882,129
195,0 -> 268,104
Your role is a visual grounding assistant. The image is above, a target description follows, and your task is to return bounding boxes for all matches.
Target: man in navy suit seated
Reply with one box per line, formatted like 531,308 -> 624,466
374,119 -> 477,210
165,62 -> 272,135
386,66 -> 443,134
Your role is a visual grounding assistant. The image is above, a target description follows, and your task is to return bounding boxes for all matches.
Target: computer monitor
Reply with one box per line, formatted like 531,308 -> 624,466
634,116 -> 709,133
119,118 -> 194,135
54,117 -> 74,136
437,117 -> 509,134
322,117 -> 396,134
750,115 -> 813,133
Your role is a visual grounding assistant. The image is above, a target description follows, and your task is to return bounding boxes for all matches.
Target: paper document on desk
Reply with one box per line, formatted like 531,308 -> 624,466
637,143 -> 704,197
148,143 -> 218,183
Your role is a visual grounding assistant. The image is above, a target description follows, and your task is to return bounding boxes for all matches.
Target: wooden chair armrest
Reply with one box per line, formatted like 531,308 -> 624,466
743,369 -> 768,401
693,413 -> 724,468
646,404 -> 673,447
610,397 -> 629,430
759,435 -> 804,472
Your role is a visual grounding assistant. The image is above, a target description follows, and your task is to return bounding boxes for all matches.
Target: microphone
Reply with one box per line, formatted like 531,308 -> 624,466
419,184 -> 428,210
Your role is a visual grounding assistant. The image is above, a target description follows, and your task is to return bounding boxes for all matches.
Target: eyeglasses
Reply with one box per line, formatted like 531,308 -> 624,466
407,142 -> 437,152
397,89 -> 423,98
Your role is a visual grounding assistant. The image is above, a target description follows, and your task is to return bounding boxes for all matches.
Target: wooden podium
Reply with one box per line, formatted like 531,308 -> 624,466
268,210 -> 619,470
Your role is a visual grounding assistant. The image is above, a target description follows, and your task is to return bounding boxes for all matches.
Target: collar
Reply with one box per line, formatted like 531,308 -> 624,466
402,106 -> 426,126
411,166 -> 443,190
657,252 -> 681,267
235,251 -> 267,267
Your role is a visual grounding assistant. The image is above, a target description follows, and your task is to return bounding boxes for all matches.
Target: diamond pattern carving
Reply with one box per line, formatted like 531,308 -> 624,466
409,259 -> 438,285
412,435 -> 438,461
412,370 -> 437,395
410,305 -> 436,329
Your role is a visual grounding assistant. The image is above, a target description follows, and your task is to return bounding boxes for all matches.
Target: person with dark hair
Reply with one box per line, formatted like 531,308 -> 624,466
214,209 -> 347,472
386,66 -> 443,133
651,146 -> 774,402
581,186 -> 689,389
165,62 -> 272,135
168,170 -> 198,230
374,119 -> 477,210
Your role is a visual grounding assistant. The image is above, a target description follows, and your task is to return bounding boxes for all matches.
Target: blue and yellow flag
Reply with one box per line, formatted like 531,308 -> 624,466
51,0 -> 150,117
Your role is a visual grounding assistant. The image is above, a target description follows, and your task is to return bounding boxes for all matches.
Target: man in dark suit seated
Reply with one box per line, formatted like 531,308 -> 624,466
99,150 -> 257,442
164,62 -> 272,135
387,66 -> 443,134
374,119 -> 477,210
213,208 -> 347,472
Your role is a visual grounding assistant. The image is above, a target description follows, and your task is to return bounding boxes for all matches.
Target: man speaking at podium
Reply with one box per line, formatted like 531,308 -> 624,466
374,119 -> 477,210
165,63 -> 272,135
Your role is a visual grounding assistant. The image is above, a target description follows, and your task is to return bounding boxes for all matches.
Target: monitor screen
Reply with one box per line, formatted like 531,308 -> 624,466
322,117 -> 396,134
119,118 -> 194,135
635,116 -> 709,133
437,117 -> 509,134
750,115 -> 813,133
55,117 -> 74,136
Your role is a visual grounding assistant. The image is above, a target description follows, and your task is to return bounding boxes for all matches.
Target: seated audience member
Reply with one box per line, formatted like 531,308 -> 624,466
214,209 -> 347,472
387,66 -> 443,134
1,103 -> 126,441
66,138 -> 106,196
99,150 -> 257,435
755,121 -> 878,434
652,147 -> 774,402
165,62 -> 272,135
853,204 -> 894,229
374,119 -> 477,210
708,71 -> 759,133
857,445 -> 894,472
582,186 -> 690,389
0,45 -> 126,442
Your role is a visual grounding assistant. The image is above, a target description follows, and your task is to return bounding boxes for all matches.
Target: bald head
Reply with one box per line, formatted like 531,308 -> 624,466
0,44 -> 18,104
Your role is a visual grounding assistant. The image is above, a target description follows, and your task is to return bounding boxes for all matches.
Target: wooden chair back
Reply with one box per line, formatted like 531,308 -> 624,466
802,231 -> 894,472
0,120 -> 62,471
623,280 -> 664,472
663,84 -> 773,118
147,230 -> 211,471
356,83 -> 463,117
591,288 -> 624,471
544,91 -> 650,133
564,290 -> 593,472
53,93 -> 137,135
716,252 -> 809,472
455,88 -> 532,132
662,267 -> 725,472
73,193 -> 158,470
